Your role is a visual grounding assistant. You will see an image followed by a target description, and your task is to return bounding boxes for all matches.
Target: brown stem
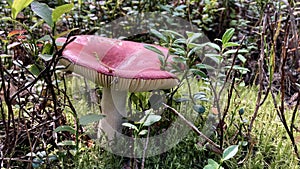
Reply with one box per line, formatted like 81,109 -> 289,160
248,14 -> 267,134
163,103 -> 221,151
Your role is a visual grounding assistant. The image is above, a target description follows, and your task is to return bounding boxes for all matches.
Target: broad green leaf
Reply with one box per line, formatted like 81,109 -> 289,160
79,114 -> 105,125
222,28 -> 235,44
122,123 -> 138,131
31,1 -> 53,27
150,29 -> 168,43
11,0 -> 34,19
193,105 -> 205,114
54,125 -> 76,134
144,45 -> 165,56
203,159 -> 222,169
222,145 -> 239,161
52,3 -> 74,23
142,114 -> 161,127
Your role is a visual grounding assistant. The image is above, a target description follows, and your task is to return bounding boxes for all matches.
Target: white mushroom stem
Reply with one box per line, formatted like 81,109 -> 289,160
99,87 -> 128,140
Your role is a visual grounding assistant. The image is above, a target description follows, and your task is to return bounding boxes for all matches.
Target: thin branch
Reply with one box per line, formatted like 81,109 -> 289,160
163,103 -> 221,151
248,14 -> 267,133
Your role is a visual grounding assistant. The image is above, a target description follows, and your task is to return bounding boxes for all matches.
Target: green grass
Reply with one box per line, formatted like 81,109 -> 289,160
58,75 -> 299,168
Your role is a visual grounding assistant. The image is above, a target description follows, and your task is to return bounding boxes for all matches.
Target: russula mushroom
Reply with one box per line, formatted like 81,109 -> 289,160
57,35 -> 179,140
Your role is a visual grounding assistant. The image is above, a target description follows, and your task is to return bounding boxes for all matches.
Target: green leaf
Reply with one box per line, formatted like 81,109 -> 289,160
122,123 -> 138,131
193,105 -> 205,114
48,155 -> 58,161
174,4 -> 186,11
142,114 -> 161,127
144,45 -> 165,56
187,32 -> 202,44
11,0 -> 34,19
32,158 -> 43,168
224,65 -> 250,74
54,28 -> 79,39
205,42 -> 220,52
42,43 -> 53,54
222,145 -> 239,161
28,64 -> 41,76
54,125 -> 76,134
52,3 -> 74,23
222,28 -> 235,44
138,129 -> 148,136
172,56 -> 188,63
163,30 -> 184,38
237,54 -> 247,63
150,29 -> 168,43
158,55 -> 165,67
187,46 -> 203,58
203,159 -> 222,169
204,53 -> 222,64
173,38 -> 186,45
193,92 -> 207,100
39,54 -> 53,62
222,42 -> 239,49
7,0 -> 13,6
31,1 -> 53,27
38,35 -> 52,42
190,69 -> 207,78
79,114 -> 105,125
238,108 -> 245,115
57,140 -> 76,146
223,49 -> 248,56
175,98 -> 190,102
196,63 -> 215,70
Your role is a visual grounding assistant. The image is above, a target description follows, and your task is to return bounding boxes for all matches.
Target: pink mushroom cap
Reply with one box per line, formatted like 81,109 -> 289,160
57,35 -> 179,92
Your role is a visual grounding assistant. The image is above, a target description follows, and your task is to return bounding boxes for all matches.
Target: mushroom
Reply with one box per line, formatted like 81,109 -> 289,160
57,35 -> 179,140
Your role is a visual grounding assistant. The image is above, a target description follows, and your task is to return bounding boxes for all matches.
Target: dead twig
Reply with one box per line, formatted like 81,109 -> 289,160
162,103 -> 221,151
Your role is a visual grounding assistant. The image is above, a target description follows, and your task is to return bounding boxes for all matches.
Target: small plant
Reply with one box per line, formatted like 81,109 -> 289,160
204,145 -> 239,169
